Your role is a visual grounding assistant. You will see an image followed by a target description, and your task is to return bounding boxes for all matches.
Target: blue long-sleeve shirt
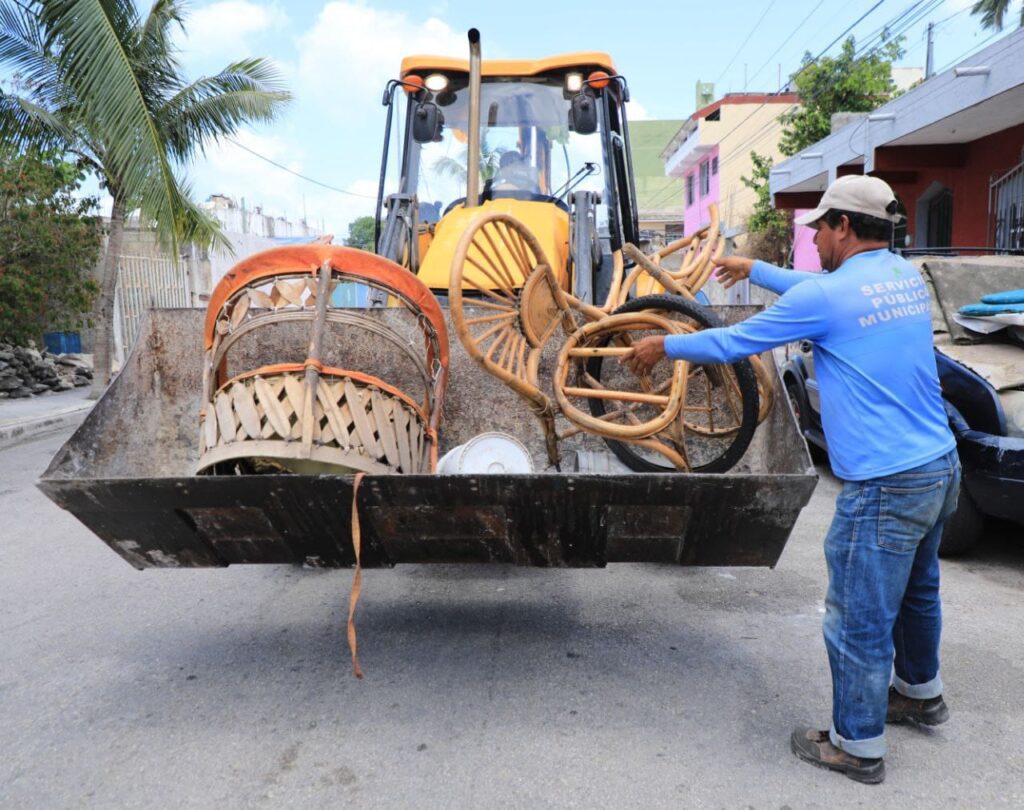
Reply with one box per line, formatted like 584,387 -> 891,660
663,250 -> 955,480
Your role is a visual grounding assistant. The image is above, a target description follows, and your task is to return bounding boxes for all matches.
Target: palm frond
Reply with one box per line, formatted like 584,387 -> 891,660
139,0 -> 185,63
39,0 -> 185,249
175,180 -> 230,250
432,153 -> 467,181
0,90 -> 78,148
970,0 -> 1016,30
0,2 -> 64,102
160,58 -> 291,160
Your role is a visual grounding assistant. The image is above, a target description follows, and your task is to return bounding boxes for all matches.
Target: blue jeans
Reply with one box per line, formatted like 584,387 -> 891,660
823,449 -> 961,759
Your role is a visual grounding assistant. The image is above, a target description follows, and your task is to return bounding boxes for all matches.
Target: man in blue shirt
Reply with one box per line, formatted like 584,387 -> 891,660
627,175 -> 959,785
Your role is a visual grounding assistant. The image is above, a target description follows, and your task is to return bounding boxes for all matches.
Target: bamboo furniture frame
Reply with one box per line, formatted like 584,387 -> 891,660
448,203 -> 771,471
198,245 -> 449,476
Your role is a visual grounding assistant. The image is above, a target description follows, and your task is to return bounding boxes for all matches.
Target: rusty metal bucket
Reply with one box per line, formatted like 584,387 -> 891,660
38,307 -> 817,569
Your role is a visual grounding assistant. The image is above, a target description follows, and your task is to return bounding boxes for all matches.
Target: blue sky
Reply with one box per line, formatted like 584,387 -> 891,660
142,0 -> 1013,236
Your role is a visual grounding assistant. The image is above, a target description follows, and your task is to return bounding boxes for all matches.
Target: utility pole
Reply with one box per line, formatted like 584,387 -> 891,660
925,22 -> 935,79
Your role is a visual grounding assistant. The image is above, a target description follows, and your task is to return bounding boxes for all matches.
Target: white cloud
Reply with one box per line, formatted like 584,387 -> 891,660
627,99 -> 650,121
295,2 -> 465,116
179,1 -> 288,67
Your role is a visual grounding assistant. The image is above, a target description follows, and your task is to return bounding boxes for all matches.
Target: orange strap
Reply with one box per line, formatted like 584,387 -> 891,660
347,472 -> 365,679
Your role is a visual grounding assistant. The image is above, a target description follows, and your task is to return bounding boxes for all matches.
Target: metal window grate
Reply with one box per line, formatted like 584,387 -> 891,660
991,158 -> 1024,251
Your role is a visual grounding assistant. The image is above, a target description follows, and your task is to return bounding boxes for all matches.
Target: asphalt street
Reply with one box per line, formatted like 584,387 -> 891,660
2,426 -> 1023,808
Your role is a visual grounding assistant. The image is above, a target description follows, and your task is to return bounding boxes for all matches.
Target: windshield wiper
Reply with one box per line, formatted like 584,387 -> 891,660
555,162 -> 598,199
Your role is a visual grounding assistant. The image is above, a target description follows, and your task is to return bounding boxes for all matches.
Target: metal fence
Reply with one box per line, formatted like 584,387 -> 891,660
113,254 -> 192,361
991,159 -> 1024,252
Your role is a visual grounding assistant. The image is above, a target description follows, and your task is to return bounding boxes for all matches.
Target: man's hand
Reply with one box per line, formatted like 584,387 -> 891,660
714,255 -> 754,289
622,335 -> 667,376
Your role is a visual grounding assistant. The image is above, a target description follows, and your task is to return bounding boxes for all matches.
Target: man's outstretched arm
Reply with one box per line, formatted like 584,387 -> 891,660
716,255 -> 818,296
624,280 -> 830,371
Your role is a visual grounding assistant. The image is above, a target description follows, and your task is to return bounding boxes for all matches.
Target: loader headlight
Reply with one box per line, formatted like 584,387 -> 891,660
565,72 -> 583,93
424,73 -> 449,93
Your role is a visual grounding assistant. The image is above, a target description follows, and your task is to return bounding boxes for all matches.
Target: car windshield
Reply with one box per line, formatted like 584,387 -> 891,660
405,76 -> 607,221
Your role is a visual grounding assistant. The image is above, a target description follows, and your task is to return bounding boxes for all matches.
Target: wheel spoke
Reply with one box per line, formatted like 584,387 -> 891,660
463,297 -> 520,313
462,272 -> 518,307
484,324 -> 513,363
464,250 -> 518,299
465,311 -> 519,327
499,220 -> 534,277
479,225 -> 520,290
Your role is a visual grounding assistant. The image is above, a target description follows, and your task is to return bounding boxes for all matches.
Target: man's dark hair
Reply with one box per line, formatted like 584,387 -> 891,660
821,208 -> 893,242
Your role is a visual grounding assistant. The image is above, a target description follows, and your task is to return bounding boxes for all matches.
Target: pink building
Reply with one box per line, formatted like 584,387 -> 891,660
681,147 -> 720,234
792,211 -> 821,271
661,93 -> 800,238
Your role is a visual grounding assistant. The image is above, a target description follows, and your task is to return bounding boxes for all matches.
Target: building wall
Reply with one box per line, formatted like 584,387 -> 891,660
717,101 -> 797,233
877,123 -> 1024,248
665,95 -> 799,238
683,146 -> 720,234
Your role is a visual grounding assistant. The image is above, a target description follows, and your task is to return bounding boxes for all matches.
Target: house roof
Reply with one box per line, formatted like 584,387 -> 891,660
770,28 -> 1024,197
661,92 -> 800,160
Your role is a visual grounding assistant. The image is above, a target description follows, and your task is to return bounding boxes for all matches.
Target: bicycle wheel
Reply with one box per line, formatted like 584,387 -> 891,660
586,294 -> 760,473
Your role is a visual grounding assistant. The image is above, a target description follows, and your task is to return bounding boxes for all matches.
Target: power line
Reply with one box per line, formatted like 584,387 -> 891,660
713,0 -> 781,87
701,0 -> 939,175
932,5 -> 972,29
644,0 -> 935,212
646,8 -> 876,212
854,0 -> 935,54
223,136 -> 378,199
743,0 -> 833,91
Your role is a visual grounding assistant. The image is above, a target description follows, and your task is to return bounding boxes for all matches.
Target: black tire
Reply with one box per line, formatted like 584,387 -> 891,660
586,294 -> 760,473
938,481 -> 983,558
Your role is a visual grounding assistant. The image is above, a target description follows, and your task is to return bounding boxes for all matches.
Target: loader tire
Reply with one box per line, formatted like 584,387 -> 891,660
586,294 -> 760,473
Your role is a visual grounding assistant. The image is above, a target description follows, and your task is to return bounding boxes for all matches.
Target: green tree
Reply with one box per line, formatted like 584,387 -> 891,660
0,0 -> 291,396
971,0 -> 1022,29
741,151 -> 792,265
0,147 -> 101,345
778,37 -> 904,157
344,215 -> 376,251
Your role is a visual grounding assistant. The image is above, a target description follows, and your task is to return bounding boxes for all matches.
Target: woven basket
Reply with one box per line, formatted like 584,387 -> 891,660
197,245 -> 448,476
199,366 -> 430,475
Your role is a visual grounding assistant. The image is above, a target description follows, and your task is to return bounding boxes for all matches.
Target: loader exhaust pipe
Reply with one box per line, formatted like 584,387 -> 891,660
466,28 -> 482,208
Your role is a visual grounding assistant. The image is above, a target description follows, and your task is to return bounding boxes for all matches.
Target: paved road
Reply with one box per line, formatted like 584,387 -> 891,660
2,427 -> 1023,807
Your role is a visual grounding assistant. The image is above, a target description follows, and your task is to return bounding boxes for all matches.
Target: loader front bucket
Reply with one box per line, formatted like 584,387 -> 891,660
39,308 -> 817,569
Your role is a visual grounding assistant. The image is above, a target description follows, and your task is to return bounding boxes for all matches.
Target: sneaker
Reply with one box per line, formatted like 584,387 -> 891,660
886,686 -> 950,725
790,727 -> 885,784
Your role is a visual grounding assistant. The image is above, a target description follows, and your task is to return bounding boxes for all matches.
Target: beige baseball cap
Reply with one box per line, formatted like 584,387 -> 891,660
794,175 -> 902,226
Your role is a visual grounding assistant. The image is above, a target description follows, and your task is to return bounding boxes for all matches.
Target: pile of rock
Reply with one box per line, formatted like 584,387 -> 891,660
0,342 -> 93,398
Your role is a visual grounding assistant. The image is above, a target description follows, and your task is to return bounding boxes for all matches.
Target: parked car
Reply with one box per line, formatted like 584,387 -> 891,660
782,340 -> 1024,556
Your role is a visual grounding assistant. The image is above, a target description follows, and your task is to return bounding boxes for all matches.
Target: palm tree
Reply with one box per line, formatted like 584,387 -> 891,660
971,0 -> 1023,29
0,0 -> 291,396
432,133 -> 506,184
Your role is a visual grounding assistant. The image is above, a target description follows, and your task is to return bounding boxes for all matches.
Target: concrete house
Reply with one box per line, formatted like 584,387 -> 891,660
769,29 -> 1024,270
661,91 -> 800,239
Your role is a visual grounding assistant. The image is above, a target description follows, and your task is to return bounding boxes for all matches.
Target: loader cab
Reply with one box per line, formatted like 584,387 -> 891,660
375,54 -> 639,302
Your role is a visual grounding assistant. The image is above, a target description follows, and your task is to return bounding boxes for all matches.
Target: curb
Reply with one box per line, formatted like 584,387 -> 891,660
0,405 -> 93,451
